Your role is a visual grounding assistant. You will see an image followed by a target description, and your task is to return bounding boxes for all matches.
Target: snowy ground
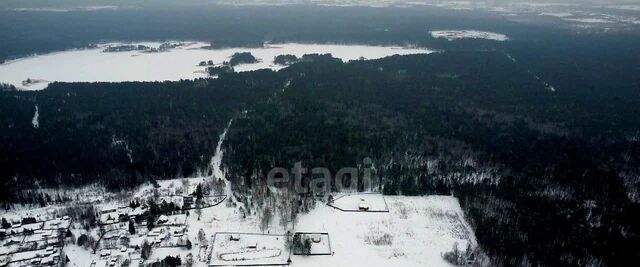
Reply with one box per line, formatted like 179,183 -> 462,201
430,30 -> 509,41
291,195 -> 476,267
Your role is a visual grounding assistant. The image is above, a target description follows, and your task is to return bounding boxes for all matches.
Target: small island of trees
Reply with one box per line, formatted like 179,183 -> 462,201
226,52 -> 258,66
274,54 -> 300,65
202,52 -> 259,75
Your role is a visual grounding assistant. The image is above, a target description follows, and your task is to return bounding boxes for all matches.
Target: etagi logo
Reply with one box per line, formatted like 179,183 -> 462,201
266,157 -> 379,194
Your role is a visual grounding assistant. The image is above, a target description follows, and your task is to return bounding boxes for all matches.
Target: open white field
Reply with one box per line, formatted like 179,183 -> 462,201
330,193 -> 389,212
291,195 -> 476,267
209,233 -> 289,266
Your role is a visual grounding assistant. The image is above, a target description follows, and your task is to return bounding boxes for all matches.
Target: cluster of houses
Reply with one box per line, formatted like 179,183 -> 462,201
149,214 -> 188,247
92,248 -> 139,267
95,238 -> 144,267
0,217 -> 70,267
99,205 -> 146,225
92,204 -> 190,267
147,226 -> 188,247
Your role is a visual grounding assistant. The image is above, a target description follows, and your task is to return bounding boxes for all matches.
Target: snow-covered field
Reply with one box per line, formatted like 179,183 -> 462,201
0,42 -> 432,90
430,30 -> 509,41
292,195 -> 476,267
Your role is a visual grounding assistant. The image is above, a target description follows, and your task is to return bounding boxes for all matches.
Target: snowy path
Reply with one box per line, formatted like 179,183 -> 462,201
503,52 -> 556,92
209,119 -> 232,181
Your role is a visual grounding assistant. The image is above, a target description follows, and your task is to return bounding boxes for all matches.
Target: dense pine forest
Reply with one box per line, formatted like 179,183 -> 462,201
0,71 -> 284,192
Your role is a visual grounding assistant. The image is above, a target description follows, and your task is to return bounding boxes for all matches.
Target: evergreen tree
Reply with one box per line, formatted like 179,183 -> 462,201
129,220 -> 136,235
1,218 -> 11,229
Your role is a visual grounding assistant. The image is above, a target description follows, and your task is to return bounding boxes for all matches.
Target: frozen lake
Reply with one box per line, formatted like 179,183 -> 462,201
0,42 -> 433,90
